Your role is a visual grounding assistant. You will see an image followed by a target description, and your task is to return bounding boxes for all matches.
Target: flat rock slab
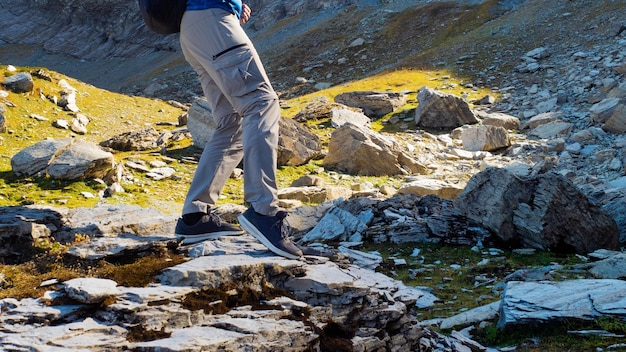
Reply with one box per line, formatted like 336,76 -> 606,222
64,278 -> 120,304
498,279 -> 626,329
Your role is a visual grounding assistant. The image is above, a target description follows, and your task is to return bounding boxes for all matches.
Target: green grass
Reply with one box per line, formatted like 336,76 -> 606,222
0,65 -> 492,213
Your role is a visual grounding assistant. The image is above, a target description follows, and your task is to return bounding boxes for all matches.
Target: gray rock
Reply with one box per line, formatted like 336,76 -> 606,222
100,127 -> 165,151
277,116 -> 322,167
2,72 -> 34,93
63,278 -> 120,304
67,233 -> 175,260
583,253 -> 626,279
61,204 -> 178,238
0,206 -> 63,262
11,138 -> 75,177
186,97 -> 217,148
440,301 -> 500,330
527,121 -> 573,139
334,91 -> 406,118
324,123 -> 427,176
290,175 -> 325,187
602,197 -> 626,243
0,110 -> 6,133
293,97 -> 352,122
460,125 -> 511,152
478,111 -> 520,130
330,107 -> 371,128
398,177 -> 465,199
455,167 -> 619,254
301,206 -> 369,243
590,97 -> 620,123
278,185 -> 352,204
602,102 -> 626,134
498,279 -> 626,329
70,113 -> 90,135
46,141 -> 114,180
415,87 -> 478,129
525,47 -> 550,60
520,111 -> 562,130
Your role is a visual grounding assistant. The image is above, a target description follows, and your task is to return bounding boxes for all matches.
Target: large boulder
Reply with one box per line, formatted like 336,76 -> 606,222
47,141 -> 115,180
11,138 -> 114,180
455,167 -> 620,254
2,72 -> 34,93
323,123 -> 427,176
602,101 -> 626,134
293,97 -> 352,122
498,279 -> 626,330
334,91 -> 406,118
415,87 -> 478,129
187,97 -> 322,167
277,117 -> 322,166
460,125 -> 511,152
186,97 -> 217,148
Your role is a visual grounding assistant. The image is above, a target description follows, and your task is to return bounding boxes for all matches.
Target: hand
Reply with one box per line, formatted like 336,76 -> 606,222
240,4 -> 251,25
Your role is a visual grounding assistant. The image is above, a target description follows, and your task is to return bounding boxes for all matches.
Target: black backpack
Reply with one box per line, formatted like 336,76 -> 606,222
137,0 -> 187,35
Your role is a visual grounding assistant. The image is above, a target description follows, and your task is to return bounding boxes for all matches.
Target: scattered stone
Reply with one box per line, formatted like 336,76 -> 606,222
440,301 -> 500,330
100,127 -> 165,151
293,97 -> 353,122
398,177 -> 465,199
57,79 -> 79,112
602,103 -> 626,134
520,111 -> 562,130
63,278 -> 120,304
590,98 -> 620,123
185,97 -> 216,148
53,119 -> 69,129
11,138 -> 75,177
528,121 -> 573,139
146,167 -> 175,180
291,175 -> 325,187
330,107 -> 371,128
70,113 -> 90,135
278,185 -> 352,204
478,111 -> 520,130
474,94 -> 496,105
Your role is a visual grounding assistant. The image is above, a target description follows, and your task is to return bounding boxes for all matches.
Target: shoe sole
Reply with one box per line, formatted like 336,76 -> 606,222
175,230 -> 244,245
237,214 -> 301,260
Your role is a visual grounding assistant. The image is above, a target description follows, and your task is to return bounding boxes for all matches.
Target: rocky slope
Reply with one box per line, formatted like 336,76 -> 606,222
1,0 -> 626,350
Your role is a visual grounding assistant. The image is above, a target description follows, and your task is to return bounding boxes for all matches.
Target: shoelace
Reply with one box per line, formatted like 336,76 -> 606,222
204,212 -> 223,227
273,211 -> 292,241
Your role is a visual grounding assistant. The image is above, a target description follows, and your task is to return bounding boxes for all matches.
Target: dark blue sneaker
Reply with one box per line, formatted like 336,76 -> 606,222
175,212 -> 244,244
237,207 -> 303,259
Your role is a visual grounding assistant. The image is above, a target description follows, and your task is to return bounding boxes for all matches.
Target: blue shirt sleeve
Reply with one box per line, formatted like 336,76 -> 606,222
186,0 -> 243,18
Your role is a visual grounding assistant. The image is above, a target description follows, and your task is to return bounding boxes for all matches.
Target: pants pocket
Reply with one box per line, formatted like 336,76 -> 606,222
213,45 -> 265,98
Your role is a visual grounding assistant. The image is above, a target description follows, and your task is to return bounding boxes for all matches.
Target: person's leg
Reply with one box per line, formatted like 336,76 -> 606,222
174,9 -> 247,241
180,9 -> 301,257
180,8 -> 282,215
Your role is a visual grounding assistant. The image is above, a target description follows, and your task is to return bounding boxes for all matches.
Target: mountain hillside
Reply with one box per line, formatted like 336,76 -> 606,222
2,0 -> 623,103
